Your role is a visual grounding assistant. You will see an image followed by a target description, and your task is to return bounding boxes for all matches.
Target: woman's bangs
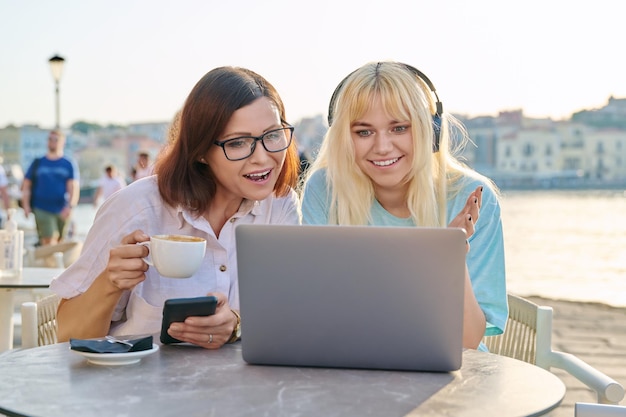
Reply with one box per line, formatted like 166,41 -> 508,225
375,76 -> 411,121
346,86 -> 376,124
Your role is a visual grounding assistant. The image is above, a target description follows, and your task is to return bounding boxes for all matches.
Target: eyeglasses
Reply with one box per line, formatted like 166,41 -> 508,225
214,126 -> 294,161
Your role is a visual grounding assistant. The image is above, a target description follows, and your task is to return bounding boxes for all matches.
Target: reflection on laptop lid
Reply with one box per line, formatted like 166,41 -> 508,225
236,224 -> 466,372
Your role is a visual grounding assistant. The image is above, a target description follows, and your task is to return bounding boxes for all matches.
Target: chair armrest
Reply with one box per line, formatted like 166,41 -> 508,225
548,350 -> 625,404
575,402 -> 626,417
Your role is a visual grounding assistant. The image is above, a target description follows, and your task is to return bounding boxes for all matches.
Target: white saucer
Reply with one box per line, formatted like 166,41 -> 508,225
72,344 -> 159,366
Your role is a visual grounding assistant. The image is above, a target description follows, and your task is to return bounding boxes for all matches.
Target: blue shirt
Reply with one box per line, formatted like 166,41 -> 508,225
26,156 -> 78,214
302,169 -> 508,343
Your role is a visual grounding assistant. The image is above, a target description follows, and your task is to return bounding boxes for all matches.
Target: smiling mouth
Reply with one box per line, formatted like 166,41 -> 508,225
244,169 -> 271,181
371,157 -> 400,167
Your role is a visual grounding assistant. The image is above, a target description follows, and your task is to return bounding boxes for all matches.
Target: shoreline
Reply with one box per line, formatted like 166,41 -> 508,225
525,294 -> 626,310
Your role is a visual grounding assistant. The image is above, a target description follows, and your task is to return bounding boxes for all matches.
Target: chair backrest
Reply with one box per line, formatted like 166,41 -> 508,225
20,293 -> 61,348
482,293 -> 548,364
484,293 -> 625,405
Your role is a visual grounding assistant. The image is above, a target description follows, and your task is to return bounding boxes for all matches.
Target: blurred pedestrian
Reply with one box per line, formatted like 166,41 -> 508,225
93,165 -> 127,206
132,151 -> 154,181
20,129 -> 79,245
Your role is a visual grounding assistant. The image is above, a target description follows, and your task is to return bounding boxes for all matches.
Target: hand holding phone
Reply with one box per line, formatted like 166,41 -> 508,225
160,296 -> 218,344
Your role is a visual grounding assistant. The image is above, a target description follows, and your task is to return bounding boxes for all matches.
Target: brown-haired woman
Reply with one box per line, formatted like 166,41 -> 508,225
52,67 -> 301,349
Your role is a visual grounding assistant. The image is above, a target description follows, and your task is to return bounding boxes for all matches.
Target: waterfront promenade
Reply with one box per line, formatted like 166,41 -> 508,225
10,294 -> 626,416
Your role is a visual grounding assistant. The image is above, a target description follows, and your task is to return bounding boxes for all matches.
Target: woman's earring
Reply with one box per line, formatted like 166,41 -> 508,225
199,158 -> 207,164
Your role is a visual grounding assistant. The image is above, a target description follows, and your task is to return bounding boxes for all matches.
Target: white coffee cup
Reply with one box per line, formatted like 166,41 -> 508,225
139,234 -> 206,278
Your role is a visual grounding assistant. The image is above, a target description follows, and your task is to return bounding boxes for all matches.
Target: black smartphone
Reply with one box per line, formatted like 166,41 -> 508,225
160,296 -> 218,344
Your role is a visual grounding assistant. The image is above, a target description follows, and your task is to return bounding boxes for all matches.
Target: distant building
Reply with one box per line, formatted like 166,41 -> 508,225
572,96 -> 626,129
584,128 -> 626,181
0,125 -> 166,201
465,103 -> 626,187
3,99 -> 626,192
294,115 -> 327,157
0,125 -> 80,170
127,122 -> 169,142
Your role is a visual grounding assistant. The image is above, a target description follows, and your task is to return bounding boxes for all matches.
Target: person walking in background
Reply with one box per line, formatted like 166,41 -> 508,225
51,66 -> 301,348
300,61 -> 508,350
0,163 -> 11,228
93,165 -> 126,207
131,151 -> 154,181
20,129 -> 80,246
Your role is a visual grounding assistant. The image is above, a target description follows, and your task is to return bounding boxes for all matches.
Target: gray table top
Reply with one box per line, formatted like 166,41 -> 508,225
0,267 -> 64,289
0,341 -> 565,417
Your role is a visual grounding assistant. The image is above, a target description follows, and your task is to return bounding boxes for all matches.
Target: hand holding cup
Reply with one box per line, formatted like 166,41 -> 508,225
139,234 -> 206,278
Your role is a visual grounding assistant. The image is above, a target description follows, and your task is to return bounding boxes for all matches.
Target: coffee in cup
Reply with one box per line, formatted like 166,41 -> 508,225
139,234 -> 206,278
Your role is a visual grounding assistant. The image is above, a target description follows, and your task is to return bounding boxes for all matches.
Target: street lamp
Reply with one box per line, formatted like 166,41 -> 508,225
48,54 -> 65,129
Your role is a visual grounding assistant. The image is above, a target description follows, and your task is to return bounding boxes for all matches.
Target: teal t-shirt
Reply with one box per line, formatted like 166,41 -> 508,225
301,169 -> 508,348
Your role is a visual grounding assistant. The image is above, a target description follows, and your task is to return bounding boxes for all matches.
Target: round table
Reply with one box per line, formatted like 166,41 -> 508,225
0,267 -> 65,352
0,341 -> 565,417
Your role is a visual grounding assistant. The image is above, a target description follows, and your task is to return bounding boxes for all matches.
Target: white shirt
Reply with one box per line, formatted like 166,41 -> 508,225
134,165 -> 154,180
98,174 -> 126,200
50,175 -> 301,336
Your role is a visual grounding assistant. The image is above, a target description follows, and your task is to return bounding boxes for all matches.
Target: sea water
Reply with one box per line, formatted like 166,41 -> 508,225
55,189 -> 626,307
500,189 -> 626,307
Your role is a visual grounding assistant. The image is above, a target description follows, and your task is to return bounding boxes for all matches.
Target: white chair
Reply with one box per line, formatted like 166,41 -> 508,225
483,294 -> 625,405
575,402 -> 626,416
20,293 -> 61,348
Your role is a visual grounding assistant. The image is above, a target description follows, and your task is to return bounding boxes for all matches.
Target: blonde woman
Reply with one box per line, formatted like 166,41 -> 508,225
301,61 -> 507,350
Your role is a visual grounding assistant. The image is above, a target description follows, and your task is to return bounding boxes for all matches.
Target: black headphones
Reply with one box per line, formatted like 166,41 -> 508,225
327,62 -> 444,152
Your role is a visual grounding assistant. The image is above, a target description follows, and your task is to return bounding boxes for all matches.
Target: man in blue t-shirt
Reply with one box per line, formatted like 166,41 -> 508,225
21,130 -> 80,245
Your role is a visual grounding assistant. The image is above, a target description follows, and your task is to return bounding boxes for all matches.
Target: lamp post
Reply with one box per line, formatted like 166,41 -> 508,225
48,54 -> 65,129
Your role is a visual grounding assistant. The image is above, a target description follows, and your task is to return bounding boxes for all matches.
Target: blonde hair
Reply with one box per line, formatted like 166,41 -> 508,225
305,61 -> 496,226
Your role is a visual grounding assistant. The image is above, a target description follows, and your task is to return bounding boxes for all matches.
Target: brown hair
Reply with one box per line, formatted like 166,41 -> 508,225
155,67 -> 299,215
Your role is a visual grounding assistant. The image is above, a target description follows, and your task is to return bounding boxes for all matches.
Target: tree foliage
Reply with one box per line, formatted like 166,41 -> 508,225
70,121 -> 103,134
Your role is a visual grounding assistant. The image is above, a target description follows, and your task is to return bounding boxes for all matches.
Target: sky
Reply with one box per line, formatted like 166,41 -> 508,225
1,0 -> 625,129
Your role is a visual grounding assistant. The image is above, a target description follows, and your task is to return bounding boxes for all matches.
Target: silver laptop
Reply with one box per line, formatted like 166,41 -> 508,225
235,224 -> 467,372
